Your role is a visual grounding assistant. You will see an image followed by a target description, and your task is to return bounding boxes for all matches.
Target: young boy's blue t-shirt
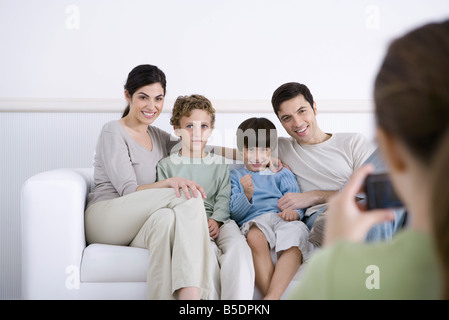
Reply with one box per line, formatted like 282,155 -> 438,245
230,167 -> 304,226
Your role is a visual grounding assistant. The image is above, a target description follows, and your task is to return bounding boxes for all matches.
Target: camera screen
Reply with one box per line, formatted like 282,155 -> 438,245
365,174 -> 404,209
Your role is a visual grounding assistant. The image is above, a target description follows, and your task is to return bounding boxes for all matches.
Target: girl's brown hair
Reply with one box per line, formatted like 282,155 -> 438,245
374,19 -> 449,299
374,20 -> 449,166
431,128 -> 449,299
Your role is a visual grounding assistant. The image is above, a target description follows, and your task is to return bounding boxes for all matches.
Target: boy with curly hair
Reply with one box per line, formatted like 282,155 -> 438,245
157,94 -> 255,299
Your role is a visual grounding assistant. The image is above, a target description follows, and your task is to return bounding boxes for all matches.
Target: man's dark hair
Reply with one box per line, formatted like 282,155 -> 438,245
271,82 -> 314,116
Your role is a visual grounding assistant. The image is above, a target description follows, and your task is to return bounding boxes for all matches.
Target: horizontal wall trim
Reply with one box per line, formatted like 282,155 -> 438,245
0,98 -> 374,113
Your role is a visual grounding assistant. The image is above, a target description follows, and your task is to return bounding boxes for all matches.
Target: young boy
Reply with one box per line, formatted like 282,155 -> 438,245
156,94 -> 255,300
230,117 -> 313,300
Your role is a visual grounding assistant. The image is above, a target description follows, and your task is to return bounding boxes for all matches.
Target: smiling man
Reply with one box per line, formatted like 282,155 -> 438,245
272,82 -> 375,247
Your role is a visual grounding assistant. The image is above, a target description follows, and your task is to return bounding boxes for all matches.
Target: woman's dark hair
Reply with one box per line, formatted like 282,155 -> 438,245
121,64 -> 167,118
236,117 -> 277,152
374,19 -> 449,299
271,82 -> 315,116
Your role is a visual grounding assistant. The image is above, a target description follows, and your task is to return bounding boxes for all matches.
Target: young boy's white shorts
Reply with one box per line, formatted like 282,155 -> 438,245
240,212 -> 313,261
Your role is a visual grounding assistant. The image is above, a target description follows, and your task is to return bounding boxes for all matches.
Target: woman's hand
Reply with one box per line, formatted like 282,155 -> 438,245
324,164 -> 395,246
166,177 -> 207,199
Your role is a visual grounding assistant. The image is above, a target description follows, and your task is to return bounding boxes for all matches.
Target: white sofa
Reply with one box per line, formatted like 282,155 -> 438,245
21,167 -> 304,300
21,168 -> 147,299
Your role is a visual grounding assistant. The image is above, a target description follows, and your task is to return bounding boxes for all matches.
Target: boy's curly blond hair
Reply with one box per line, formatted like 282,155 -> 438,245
170,94 -> 216,127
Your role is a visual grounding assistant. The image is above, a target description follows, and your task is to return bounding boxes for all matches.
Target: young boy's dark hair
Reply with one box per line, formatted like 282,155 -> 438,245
236,117 -> 277,152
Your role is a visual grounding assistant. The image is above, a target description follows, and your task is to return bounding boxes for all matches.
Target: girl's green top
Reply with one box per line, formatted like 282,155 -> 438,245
288,229 -> 442,300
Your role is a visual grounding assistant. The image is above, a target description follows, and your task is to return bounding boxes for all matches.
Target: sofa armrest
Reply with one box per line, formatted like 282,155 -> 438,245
21,168 -> 92,299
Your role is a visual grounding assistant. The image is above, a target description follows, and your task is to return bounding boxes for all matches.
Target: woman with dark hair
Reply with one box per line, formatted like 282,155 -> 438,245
289,20 -> 449,299
85,64 -> 212,300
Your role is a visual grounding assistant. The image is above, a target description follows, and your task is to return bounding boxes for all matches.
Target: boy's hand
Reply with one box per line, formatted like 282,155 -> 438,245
278,209 -> 299,221
208,219 -> 221,239
240,174 -> 254,201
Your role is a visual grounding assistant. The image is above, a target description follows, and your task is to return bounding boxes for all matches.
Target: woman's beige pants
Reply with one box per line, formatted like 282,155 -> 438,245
85,188 -> 212,300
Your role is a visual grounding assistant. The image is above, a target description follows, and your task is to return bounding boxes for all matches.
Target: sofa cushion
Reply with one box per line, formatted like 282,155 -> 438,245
81,244 -> 149,282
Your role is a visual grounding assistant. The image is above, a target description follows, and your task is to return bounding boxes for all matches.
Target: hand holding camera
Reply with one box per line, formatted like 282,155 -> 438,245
364,172 -> 404,210
324,164 -> 397,246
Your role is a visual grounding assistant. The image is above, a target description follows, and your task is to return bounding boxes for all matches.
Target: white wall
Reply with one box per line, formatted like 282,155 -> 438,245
1,0 -> 449,102
1,0 -> 448,299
